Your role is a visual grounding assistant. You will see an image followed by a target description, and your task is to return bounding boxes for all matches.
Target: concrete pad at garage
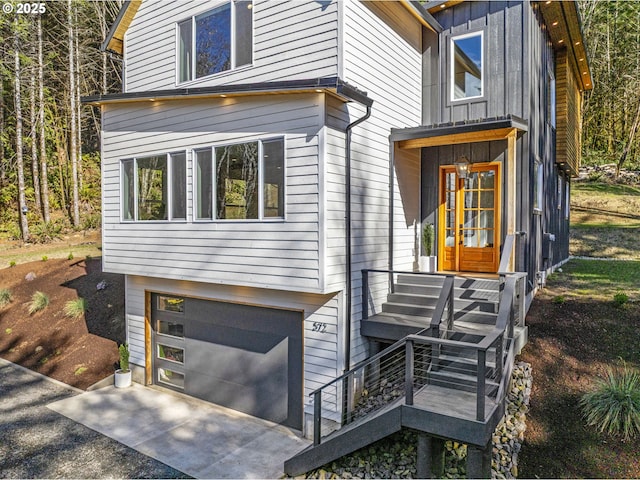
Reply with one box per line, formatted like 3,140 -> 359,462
48,383 -> 310,479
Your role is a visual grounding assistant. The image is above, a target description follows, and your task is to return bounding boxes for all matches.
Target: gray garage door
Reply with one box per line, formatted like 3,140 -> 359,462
151,293 -> 303,429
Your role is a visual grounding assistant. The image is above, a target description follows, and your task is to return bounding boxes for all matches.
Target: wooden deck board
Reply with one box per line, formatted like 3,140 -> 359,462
412,384 -> 497,420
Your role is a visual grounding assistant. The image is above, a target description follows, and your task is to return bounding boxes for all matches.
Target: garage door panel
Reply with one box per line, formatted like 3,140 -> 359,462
187,321 -> 286,354
185,336 -> 288,381
151,293 -> 302,429
186,367 -> 288,424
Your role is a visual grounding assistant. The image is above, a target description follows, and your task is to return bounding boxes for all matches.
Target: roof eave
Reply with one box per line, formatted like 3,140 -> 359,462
101,0 -> 142,55
82,77 -> 373,107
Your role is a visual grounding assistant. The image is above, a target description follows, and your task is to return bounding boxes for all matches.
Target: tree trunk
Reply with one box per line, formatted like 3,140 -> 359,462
617,99 -> 640,175
38,15 -> 50,224
30,49 -> 42,216
0,82 -> 5,188
15,25 -> 29,241
68,0 -> 80,227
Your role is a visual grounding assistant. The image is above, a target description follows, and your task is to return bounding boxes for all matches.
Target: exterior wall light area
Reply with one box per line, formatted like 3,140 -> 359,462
454,155 -> 471,179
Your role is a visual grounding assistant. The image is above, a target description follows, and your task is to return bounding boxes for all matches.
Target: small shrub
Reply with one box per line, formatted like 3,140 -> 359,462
613,292 -> 629,307
29,220 -> 64,243
28,291 -> 49,314
64,298 -> 86,318
5,328 -> 12,334
67,252 -> 74,260
552,295 -> 566,304
9,261 -> 16,267
41,255 -> 48,262
81,213 -> 101,230
118,343 -> 130,372
580,363 -> 640,441
74,366 -> 88,376
0,288 -> 12,307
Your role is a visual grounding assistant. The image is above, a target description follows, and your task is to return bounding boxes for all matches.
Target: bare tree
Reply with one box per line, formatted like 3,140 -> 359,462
68,0 -> 80,227
14,18 -> 29,241
38,15 -> 50,223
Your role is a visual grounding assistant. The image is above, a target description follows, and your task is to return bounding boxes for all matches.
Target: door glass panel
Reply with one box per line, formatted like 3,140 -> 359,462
158,296 -> 184,313
480,170 -> 495,189
464,210 -> 476,228
158,368 -> 184,389
157,320 -> 184,338
446,229 -> 455,247
480,190 -> 494,208
464,172 -> 479,190
480,210 -> 494,229
479,229 -> 491,247
157,345 -> 185,364
446,210 -> 455,228
446,172 -> 456,190
463,230 -> 477,247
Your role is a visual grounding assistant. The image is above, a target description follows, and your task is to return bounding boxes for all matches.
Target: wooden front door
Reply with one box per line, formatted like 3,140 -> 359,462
439,163 -> 501,273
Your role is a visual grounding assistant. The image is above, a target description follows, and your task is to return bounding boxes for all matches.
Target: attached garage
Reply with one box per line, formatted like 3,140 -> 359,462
149,293 -> 303,429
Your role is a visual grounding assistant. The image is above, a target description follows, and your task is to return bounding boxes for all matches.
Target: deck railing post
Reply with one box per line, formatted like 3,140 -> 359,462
477,349 -> 486,421
495,335 -> 503,382
313,390 -> 322,446
447,275 -> 454,333
405,339 -> 414,406
362,270 -> 369,320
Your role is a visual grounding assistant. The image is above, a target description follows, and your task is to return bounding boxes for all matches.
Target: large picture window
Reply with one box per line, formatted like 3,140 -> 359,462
196,138 -> 284,220
178,1 -> 253,83
451,32 -> 483,101
121,152 -> 187,221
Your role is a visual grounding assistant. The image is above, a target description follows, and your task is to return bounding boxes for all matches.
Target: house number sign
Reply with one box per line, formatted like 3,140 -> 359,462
312,322 -> 328,333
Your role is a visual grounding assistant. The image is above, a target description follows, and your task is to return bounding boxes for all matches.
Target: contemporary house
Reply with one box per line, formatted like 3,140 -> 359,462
87,0 -> 591,476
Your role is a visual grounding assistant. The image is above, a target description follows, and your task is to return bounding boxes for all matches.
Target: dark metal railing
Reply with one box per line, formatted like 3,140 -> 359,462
361,269 -> 455,335
308,274 -> 520,446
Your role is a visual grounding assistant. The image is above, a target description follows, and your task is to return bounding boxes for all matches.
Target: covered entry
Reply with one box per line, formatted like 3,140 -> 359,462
147,293 -> 303,429
389,116 -> 527,274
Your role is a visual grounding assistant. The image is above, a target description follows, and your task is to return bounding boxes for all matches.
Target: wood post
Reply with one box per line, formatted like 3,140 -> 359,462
416,435 -> 445,479
467,443 -> 492,479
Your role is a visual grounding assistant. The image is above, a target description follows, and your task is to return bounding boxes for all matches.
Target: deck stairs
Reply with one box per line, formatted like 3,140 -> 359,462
285,273 -> 523,476
362,274 -> 502,340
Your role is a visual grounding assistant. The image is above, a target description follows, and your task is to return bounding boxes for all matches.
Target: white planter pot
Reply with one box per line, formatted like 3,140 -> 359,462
419,256 -> 437,273
114,369 -> 132,388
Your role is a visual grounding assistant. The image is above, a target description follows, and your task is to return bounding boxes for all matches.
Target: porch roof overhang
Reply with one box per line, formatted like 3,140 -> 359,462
81,77 -> 373,107
390,115 -> 528,149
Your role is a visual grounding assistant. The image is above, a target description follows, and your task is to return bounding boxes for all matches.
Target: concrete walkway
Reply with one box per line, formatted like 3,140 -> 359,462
48,383 -> 310,479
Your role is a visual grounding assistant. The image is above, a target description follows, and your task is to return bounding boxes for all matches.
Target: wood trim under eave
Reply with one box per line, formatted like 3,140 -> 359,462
105,0 -> 142,55
397,127 -> 518,149
507,130 -> 517,271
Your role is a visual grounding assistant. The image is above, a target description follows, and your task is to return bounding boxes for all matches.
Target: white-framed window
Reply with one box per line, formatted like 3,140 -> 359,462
178,1 -> 253,83
450,31 -> 483,101
557,175 -> 563,210
565,181 -> 570,220
548,71 -> 556,128
195,138 -> 285,221
533,157 -> 543,213
121,152 -> 187,222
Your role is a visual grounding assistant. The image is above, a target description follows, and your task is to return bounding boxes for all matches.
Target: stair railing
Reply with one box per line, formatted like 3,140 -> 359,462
310,273 -> 518,444
361,269 -> 455,335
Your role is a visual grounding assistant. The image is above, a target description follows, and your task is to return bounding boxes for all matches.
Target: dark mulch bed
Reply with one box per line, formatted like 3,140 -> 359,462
518,279 -> 640,478
0,257 -> 124,390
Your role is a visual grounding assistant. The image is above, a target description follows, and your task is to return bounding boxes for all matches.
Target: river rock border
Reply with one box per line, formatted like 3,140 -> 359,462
303,362 -> 533,479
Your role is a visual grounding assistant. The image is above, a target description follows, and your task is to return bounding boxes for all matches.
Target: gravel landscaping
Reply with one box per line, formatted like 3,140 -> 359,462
0,360 -> 190,479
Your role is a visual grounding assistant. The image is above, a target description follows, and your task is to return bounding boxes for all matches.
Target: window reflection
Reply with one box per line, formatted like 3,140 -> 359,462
452,33 -> 483,100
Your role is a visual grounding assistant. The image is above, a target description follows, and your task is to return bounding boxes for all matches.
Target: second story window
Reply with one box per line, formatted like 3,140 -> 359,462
178,1 -> 253,83
195,138 -> 285,221
451,32 -> 483,101
122,152 -> 187,221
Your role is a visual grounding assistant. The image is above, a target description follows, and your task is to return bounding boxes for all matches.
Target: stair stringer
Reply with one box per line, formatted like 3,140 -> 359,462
284,404 -> 403,476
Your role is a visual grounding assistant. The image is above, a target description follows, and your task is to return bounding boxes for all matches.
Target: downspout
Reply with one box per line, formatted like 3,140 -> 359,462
344,103 -> 371,372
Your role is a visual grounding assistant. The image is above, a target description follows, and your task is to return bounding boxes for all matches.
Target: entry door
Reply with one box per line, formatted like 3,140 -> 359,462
439,164 -> 501,273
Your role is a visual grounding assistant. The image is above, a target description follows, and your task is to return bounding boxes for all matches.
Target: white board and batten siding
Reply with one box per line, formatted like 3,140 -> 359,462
339,0 -> 423,365
124,0 -> 340,92
102,93 -> 331,294
124,274 -> 343,403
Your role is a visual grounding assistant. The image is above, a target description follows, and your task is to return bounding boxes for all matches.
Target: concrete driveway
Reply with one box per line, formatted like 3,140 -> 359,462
0,358 -> 188,479
47,380 -> 310,479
